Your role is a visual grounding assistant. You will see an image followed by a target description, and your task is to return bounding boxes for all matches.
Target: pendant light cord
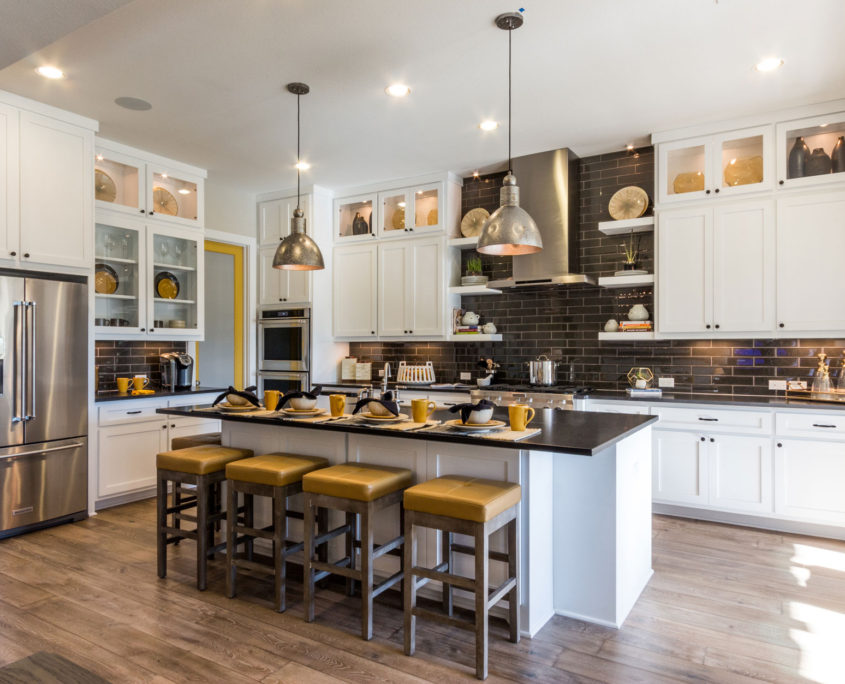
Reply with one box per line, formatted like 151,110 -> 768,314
507,27 -> 512,175
296,92 -> 301,210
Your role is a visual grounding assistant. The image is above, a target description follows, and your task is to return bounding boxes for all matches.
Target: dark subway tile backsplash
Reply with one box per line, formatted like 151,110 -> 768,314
348,148 -> 845,395
96,340 -> 188,391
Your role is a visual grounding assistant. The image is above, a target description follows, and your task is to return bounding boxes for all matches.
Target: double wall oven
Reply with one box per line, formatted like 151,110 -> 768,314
257,307 -> 310,394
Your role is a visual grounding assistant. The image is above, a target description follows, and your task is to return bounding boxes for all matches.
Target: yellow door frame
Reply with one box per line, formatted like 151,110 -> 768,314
198,240 -> 245,388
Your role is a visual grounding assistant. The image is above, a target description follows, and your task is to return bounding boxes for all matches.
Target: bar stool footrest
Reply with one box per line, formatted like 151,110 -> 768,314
487,577 -> 517,608
372,569 -> 404,599
450,542 -> 510,564
411,565 -> 476,592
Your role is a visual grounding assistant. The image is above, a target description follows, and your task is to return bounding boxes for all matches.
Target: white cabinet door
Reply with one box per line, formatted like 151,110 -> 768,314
259,245 -> 282,305
775,439 -> 845,525
258,196 -> 297,246
708,434 -> 772,513
166,416 -> 221,450
333,244 -> 377,338
19,111 -> 92,268
657,208 -> 712,333
284,269 -> 311,305
0,103 -> 19,263
657,136 -> 712,205
712,201 -> 774,333
97,420 -> 167,498
408,237 -> 443,336
653,429 -> 708,505
378,241 -> 410,336
776,191 -> 845,333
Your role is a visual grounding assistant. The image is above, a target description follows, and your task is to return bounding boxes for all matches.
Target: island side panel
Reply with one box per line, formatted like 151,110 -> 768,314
521,450 -> 555,637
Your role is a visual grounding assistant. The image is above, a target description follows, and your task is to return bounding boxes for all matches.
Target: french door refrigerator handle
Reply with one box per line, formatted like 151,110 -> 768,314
11,301 -> 23,423
0,441 -> 85,462
25,301 -> 35,421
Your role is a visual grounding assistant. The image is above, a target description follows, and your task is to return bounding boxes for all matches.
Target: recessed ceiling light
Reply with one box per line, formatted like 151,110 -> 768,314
295,160 -> 310,170
385,84 -> 410,97
36,65 -> 64,79
114,96 -> 152,111
178,188 -> 191,195
479,120 -> 499,131
755,57 -> 784,72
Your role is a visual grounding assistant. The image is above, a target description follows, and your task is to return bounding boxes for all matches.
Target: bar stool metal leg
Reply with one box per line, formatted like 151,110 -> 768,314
360,505 -> 373,640
442,529 -> 453,616
345,511 -> 356,597
474,524 -> 489,681
196,473 -> 209,591
403,513 -> 417,657
156,473 -> 167,579
507,518 -> 519,644
303,493 -> 316,623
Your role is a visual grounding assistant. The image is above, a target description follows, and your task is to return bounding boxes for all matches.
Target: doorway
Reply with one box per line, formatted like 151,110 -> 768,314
197,240 -> 245,388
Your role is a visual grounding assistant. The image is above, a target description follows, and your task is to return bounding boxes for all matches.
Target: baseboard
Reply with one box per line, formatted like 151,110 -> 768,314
554,608 -> 620,629
95,487 -> 156,511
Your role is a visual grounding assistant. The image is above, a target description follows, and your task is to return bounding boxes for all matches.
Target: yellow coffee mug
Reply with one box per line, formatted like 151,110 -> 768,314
508,404 -> 536,432
329,394 -> 346,417
264,390 -> 281,411
411,398 -> 436,424
116,377 -> 130,393
133,375 -> 150,391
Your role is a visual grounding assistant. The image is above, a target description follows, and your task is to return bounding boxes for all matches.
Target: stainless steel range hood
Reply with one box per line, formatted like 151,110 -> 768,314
488,148 -> 594,288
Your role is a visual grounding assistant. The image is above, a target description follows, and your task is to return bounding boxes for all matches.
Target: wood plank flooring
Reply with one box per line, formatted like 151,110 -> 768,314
1,502 -> 844,683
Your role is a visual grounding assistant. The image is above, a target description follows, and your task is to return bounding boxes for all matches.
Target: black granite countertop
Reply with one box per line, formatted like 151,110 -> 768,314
96,386 -> 228,403
157,405 -> 657,456
584,390 -> 845,411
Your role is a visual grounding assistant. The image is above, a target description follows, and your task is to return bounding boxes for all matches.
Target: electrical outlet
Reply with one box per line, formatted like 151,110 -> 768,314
788,380 -> 808,391
658,377 -> 675,388
378,369 -> 385,378
768,379 -> 787,391
460,372 -> 471,381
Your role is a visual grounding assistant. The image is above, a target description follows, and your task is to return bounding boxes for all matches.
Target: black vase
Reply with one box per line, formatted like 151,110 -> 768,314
806,148 -> 832,176
832,137 -> 845,174
352,211 -> 368,235
787,136 -> 810,178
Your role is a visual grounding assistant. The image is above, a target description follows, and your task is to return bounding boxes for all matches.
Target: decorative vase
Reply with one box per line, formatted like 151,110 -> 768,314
352,212 -> 368,235
482,322 -> 497,334
622,262 -> 638,271
832,137 -> 845,174
806,148 -> 832,176
628,304 -> 649,321
787,137 -> 810,179
604,319 -> 619,332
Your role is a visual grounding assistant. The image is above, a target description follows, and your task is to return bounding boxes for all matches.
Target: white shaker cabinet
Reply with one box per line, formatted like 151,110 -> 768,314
258,244 -> 311,306
774,439 -> 845,525
333,243 -> 378,338
19,111 -> 93,269
97,420 -> 167,499
378,241 -> 409,336
378,236 -> 443,337
776,191 -> 845,333
708,434 -> 772,513
0,103 -> 18,263
653,429 -> 708,505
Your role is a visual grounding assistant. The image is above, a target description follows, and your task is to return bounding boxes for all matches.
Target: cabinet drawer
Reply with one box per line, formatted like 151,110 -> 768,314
98,402 -> 163,426
775,412 -> 845,439
652,406 -> 771,434
588,401 -> 651,415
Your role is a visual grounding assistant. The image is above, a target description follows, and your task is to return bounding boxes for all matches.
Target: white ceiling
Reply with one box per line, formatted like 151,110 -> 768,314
1,0 -> 844,194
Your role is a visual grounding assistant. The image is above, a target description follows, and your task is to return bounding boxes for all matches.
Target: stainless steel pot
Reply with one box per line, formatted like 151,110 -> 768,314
527,354 -> 558,386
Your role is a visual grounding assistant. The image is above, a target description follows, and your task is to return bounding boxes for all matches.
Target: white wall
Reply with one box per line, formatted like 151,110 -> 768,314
204,176 -> 257,238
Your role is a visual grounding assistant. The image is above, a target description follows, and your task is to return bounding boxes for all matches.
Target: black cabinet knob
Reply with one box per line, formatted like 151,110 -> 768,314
779,180 -> 785,185
150,328 -> 155,332
714,188 -> 720,193
710,437 -> 715,442
779,322 -> 785,328
9,251 -> 15,256
371,331 -> 375,335
700,436 -> 705,441
171,424 -> 175,428
409,228 -> 414,232
140,327 -> 145,332
777,442 -> 782,447
715,324 -> 720,329
409,330 -> 413,333
162,424 -> 167,429
705,189 -> 711,195
140,209 -> 146,214
23,253 -> 29,258
149,211 -> 155,215
705,324 -> 711,329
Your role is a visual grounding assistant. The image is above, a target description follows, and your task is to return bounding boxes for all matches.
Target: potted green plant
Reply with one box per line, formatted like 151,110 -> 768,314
461,255 -> 488,286
617,231 -> 643,274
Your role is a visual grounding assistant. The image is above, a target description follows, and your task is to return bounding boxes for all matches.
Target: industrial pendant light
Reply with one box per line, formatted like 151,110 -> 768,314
273,82 -> 325,271
476,12 -> 542,256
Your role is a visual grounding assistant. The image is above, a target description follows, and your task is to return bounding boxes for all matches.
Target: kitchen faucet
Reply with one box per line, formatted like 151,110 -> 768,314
382,362 -> 391,393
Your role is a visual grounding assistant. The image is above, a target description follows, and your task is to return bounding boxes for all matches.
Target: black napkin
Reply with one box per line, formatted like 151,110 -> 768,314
278,385 -> 323,409
213,386 -> 260,407
448,399 -> 496,424
352,390 -> 400,416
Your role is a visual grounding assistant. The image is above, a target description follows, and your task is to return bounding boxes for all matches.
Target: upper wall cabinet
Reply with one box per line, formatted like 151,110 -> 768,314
257,194 -> 312,306
656,125 -> 774,205
0,103 -> 19,262
776,112 -> 845,190
95,139 -> 205,229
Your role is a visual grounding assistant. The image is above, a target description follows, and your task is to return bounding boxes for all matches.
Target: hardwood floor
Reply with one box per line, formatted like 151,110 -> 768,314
1,502 -> 843,683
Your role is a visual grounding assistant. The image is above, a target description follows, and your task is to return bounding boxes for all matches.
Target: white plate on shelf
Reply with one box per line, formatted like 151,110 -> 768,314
357,412 -> 409,424
445,419 -> 507,432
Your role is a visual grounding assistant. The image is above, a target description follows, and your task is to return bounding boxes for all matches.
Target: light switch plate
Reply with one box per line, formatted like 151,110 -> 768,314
768,379 -> 787,391
378,369 -> 385,377
658,377 -> 675,388
460,372 -> 471,381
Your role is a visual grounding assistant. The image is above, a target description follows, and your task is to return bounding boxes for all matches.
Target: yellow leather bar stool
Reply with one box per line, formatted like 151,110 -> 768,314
302,463 -> 413,640
156,444 -> 253,590
403,475 -> 521,680
225,453 -> 329,612
170,432 -> 222,450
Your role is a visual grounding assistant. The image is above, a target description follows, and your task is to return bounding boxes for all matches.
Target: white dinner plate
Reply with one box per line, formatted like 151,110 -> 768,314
444,419 -> 507,432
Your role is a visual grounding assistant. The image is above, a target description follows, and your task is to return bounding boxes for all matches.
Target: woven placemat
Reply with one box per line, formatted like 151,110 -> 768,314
366,419 -> 441,432
476,427 -> 541,442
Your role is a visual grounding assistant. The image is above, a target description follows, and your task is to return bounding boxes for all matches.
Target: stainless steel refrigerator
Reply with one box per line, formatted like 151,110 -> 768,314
0,270 -> 88,538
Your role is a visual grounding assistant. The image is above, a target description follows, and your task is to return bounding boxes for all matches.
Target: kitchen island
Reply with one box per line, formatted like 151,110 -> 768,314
159,404 -> 657,634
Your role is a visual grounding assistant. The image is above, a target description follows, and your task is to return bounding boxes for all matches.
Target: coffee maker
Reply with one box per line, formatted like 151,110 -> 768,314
160,352 -> 194,391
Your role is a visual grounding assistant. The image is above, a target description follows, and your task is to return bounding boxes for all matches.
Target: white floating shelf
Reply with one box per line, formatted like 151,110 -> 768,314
598,274 -> 654,288
95,256 -> 137,264
448,236 -> 479,249
448,285 -> 501,296
154,263 -> 196,272
597,216 -> 654,236
446,334 -> 502,342
95,293 -> 136,300
154,298 -> 196,304
598,331 -> 655,341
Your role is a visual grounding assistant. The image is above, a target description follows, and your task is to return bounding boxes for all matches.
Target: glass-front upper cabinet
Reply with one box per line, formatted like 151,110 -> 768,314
94,217 -> 144,333
146,166 -> 204,228
657,136 -> 711,204
378,189 -> 411,237
94,148 -> 145,215
777,112 -> 845,189
713,125 -> 773,197
147,227 -> 202,335
334,193 -> 376,242
410,182 -> 441,234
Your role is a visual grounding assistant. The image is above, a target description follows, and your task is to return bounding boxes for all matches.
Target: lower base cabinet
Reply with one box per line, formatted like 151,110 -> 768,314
775,439 -> 845,525
653,430 -> 708,505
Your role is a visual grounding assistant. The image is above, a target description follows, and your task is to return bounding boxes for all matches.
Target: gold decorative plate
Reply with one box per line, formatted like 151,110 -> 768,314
391,207 -> 406,230
445,419 -> 507,431
460,207 -> 490,237
427,208 -> 438,225
153,186 -> 178,216
673,172 -> 705,194
608,186 -> 648,220
723,155 -> 763,187
95,169 -> 117,203
155,271 -> 180,299
94,263 -> 118,294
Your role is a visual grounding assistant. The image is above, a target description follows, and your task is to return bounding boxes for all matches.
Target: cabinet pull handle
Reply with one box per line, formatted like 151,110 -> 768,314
171,423 -> 176,428
127,410 -> 142,415
698,417 -> 718,422
812,423 -> 837,428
